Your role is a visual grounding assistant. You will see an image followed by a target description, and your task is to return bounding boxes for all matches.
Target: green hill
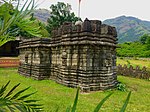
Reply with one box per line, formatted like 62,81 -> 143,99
33,10 -> 150,43
103,16 -> 150,43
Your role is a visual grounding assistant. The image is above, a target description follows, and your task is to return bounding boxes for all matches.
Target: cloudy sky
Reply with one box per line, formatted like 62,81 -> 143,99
34,0 -> 150,21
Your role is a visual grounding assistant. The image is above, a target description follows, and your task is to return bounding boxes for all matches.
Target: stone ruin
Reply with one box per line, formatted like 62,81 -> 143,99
18,18 -> 118,92
117,64 -> 150,80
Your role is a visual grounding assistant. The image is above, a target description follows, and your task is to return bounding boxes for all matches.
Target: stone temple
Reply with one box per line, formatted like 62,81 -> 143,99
18,18 -> 118,92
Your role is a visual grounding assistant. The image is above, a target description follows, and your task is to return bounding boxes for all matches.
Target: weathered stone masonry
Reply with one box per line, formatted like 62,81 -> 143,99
18,19 -> 118,92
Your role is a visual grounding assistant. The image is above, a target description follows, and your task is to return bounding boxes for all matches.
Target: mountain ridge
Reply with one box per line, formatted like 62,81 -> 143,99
103,16 -> 150,43
33,9 -> 150,43
33,9 -> 51,23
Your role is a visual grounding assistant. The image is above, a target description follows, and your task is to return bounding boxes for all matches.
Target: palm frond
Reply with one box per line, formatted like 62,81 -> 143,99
66,106 -> 71,112
17,92 -> 37,101
4,83 -> 20,99
16,19 -> 42,37
0,81 -> 43,112
120,91 -> 131,112
0,0 -> 39,47
0,81 -> 10,97
11,86 -> 31,100
94,93 -> 113,112
0,35 -> 15,46
71,88 -> 79,112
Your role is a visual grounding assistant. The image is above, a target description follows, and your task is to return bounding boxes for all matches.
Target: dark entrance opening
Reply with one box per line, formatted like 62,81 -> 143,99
0,40 -> 19,57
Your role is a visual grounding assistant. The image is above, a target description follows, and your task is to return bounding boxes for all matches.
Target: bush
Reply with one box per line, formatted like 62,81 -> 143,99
117,41 -> 150,57
117,82 -> 127,92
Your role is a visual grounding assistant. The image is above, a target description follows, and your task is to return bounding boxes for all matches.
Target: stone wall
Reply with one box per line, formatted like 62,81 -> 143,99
0,57 -> 19,68
117,64 -> 150,80
18,18 -> 118,92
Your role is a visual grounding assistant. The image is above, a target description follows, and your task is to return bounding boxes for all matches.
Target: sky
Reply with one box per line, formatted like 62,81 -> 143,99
34,0 -> 150,21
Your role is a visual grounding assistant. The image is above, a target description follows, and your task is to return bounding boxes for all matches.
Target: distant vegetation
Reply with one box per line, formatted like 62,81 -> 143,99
117,34 -> 150,57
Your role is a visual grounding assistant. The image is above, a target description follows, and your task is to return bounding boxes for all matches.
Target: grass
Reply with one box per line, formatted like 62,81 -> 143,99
0,68 -> 150,112
117,58 -> 150,69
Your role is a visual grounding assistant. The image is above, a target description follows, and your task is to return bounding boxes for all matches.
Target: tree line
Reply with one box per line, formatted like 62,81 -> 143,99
117,34 -> 150,57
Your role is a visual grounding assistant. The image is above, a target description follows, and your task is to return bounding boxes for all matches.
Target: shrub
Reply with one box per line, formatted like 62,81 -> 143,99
117,82 -> 127,92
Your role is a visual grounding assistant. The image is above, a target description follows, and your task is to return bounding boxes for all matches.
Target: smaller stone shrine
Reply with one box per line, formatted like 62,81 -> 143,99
18,18 -> 118,92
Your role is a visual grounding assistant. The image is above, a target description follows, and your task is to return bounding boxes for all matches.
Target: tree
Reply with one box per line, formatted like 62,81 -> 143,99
46,2 -> 79,35
0,0 -> 43,47
0,81 -> 43,111
140,34 -> 150,44
140,34 -> 150,51
146,35 -> 150,50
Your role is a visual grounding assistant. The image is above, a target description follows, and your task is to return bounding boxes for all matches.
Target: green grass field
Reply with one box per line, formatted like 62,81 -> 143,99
117,58 -> 150,70
0,68 -> 150,112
